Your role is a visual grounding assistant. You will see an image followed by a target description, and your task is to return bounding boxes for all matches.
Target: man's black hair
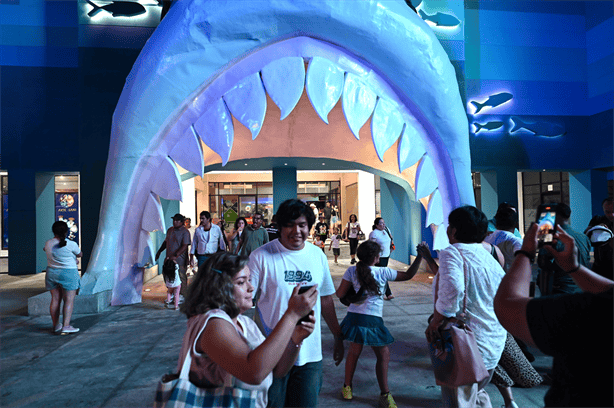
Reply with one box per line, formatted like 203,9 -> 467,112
448,205 -> 488,243
555,203 -> 572,220
200,210 -> 211,220
494,207 -> 518,230
276,199 -> 316,229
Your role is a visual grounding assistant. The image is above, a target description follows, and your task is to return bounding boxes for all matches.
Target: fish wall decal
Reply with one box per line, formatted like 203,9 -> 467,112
470,92 -> 513,114
418,9 -> 461,27
86,0 -> 146,18
473,121 -> 504,133
510,117 -> 565,138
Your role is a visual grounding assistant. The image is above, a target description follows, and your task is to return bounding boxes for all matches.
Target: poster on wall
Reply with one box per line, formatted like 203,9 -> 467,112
2,194 -> 8,249
55,193 -> 79,245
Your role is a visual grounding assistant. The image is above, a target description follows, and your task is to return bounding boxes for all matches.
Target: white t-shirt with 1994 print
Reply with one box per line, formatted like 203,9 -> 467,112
248,239 -> 336,366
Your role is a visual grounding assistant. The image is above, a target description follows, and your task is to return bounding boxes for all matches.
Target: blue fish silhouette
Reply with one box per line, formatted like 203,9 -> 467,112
470,92 -> 513,114
510,117 -> 565,138
473,121 -> 504,133
418,9 -> 461,27
86,0 -> 146,18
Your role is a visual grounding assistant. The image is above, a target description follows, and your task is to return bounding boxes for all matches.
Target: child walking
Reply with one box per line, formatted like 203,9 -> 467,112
314,234 -> 325,252
329,226 -> 342,263
335,240 -> 424,408
163,259 -> 181,310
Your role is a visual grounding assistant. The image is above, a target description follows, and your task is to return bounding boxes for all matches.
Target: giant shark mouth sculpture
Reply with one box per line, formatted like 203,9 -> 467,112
81,0 -> 472,305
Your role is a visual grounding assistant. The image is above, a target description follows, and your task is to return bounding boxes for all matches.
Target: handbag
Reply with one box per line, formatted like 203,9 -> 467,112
384,227 -> 395,251
339,285 -> 366,306
426,251 -> 489,387
154,324 -> 258,408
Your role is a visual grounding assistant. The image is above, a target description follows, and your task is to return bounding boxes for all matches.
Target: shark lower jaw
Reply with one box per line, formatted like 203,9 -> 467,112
82,0 -> 472,305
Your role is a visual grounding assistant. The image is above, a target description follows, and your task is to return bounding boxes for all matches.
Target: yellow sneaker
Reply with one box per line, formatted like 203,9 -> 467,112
342,384 -> 353,400
378,392 -> 397,408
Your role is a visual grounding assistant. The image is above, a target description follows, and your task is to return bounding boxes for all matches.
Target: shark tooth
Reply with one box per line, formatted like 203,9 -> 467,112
415,154 -> 438,199
342,73 -> 377,140
433,223 -> 449,251
306,57 -> 345,124
151,156 -> 183,201
223,72 -> 267,140
261,57 -> 305,120
426,189 -> 443,227
137,230 -> 155,267
141,193 -> 165,232
371,98 -> 404,162
397,118 -> 427,172
193,98 -> 234,166
168,126 -> 204,177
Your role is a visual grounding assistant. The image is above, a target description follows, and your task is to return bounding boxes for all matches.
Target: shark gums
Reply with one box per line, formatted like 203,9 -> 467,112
80,0 -> 473,305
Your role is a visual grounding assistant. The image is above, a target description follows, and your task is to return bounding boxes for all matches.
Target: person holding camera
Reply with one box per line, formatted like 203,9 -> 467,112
494,223 -> 613,407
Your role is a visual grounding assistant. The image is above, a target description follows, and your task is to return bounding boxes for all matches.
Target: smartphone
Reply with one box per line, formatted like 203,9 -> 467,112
535,203 -> 558,247
296,285 -> 315,324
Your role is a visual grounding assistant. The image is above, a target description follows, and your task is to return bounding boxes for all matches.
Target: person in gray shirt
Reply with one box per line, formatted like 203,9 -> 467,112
156,213 -> 191,298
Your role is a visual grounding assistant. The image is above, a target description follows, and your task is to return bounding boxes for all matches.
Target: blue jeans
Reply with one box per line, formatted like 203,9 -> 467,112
267,360 -> 322,408
195,254 -> 210,267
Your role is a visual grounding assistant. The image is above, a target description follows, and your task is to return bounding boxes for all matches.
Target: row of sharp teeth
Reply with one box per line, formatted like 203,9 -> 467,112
135,56 -> 450,265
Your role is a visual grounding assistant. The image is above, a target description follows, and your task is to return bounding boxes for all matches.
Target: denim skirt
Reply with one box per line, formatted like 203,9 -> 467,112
340,312 -> 394,347
45,267 -> 81,291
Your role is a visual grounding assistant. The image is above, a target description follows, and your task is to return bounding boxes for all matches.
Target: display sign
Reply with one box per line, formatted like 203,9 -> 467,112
55,193 -> 79,245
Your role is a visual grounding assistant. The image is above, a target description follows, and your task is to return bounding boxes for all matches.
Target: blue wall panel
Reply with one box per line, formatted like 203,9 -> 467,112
585,1 -> 614,30
0,45 -> 78,67
469,10 -> 586,49
589,109 -> 614,169
470,115 -> 591,170
586,17 -> 614,65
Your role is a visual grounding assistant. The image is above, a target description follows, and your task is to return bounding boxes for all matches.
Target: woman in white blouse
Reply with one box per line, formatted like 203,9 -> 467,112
369,217 -> 395,300
425,206 -> 507,407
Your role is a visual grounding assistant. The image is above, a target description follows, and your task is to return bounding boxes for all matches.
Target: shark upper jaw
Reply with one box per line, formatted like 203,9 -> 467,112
81,0 -> 472,305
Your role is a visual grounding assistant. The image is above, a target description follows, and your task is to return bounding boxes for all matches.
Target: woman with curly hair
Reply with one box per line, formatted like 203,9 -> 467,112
176,252 -> 317,408
335,240 -> 424,408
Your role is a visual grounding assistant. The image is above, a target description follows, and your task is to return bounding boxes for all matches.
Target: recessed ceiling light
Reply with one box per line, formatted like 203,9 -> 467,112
245,163 -> 248,166
322,163 -> 325,165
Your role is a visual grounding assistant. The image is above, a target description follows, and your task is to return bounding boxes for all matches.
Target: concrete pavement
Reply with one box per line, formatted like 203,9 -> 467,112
0,242 -> 551,407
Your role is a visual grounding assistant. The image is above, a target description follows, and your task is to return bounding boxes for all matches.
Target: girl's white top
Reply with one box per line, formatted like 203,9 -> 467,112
433,242 -> 507,370
330,234 -> 342,249
342,265 -> 397,317
164,264 -> 181,288
44,238 -> 80,269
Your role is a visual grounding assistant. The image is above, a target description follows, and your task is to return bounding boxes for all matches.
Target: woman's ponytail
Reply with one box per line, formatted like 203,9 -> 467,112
355,240 -> 383,295
52,221 -> 69,248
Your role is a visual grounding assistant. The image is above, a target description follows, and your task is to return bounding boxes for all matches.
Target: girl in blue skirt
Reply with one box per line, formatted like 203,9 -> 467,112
336,240 -> 424,408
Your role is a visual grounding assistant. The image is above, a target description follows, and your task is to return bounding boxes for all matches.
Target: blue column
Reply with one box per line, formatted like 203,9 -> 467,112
569,171 -> 592,231
590,169 -> 609,218
35,173 -> 56,273
496,168 -> 519,209
380,177 -> 421,264
272,167 -> 297,213
480,171 -> 498,219
8,170 -> 37,275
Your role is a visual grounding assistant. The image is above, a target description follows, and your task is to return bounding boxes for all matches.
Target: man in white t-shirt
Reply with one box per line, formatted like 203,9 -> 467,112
249,199 -> 344,408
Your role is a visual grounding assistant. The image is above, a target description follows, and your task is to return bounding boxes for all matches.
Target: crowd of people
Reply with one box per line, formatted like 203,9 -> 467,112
43,195 -> 613,408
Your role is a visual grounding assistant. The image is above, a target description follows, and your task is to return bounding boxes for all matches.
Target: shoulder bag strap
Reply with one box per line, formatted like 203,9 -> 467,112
455,247 -> 469,319
384,226 -> 393,240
